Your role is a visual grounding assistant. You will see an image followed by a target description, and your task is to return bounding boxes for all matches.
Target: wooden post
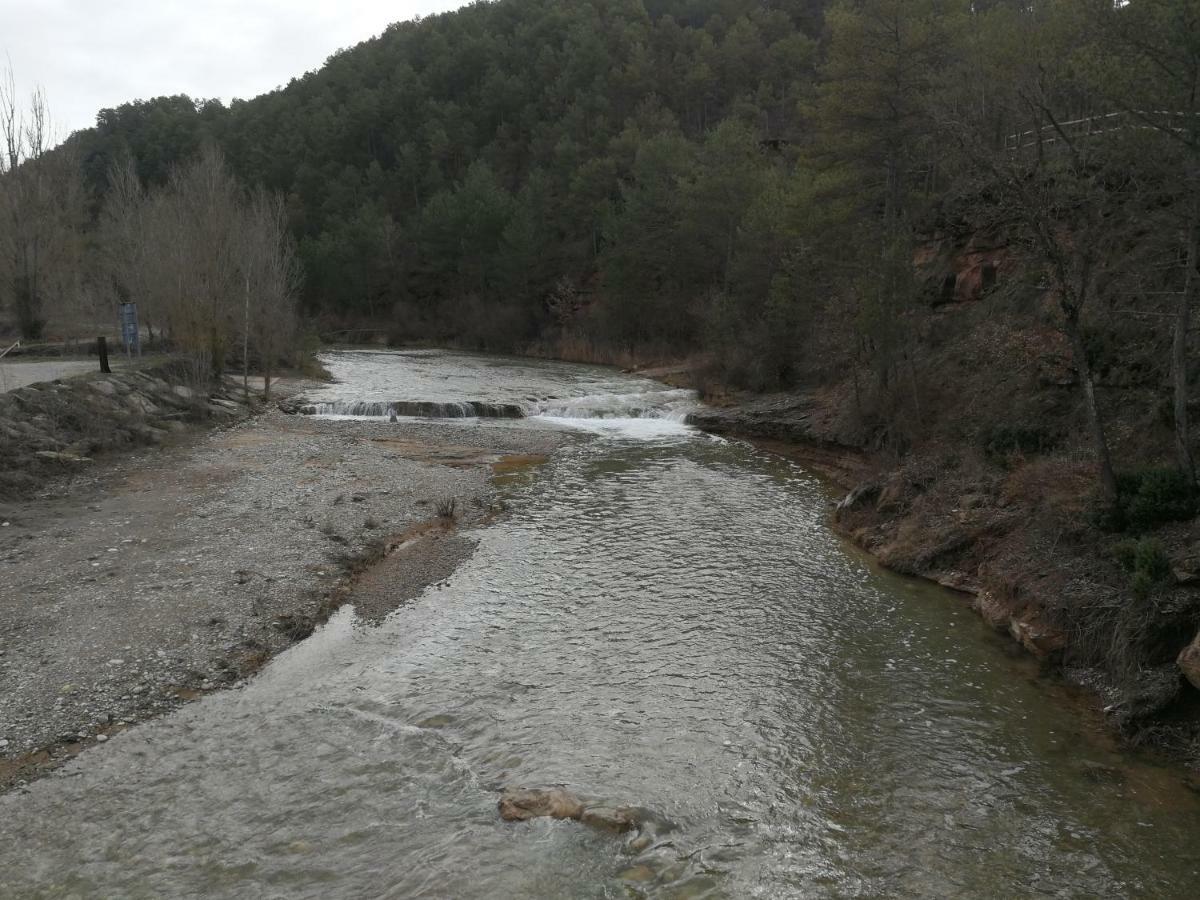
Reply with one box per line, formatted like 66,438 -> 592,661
98,336 -> 111,374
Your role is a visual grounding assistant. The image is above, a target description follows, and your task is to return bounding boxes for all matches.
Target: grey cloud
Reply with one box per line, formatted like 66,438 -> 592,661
0,0 -> 463,137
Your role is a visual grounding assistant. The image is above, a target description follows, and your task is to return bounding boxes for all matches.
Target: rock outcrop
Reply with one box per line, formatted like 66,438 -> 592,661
1179,633 -> 1200,692
687,392 -> 873,488
686,393 -> 846,446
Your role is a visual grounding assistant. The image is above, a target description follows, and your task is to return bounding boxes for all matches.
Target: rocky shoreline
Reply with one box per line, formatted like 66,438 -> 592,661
689,391 -> 1200,766
0,365 -> 569,792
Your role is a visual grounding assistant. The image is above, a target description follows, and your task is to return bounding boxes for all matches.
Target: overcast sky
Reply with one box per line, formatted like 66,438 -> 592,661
1,0 -> 467,139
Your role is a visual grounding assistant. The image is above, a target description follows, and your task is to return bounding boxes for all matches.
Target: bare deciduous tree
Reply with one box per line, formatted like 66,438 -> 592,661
239,187 -> 301,398
1078,0 -> 1200,483
0,64 -> 85,340
941,9 -> 1121,501
101,157 -> 160,341
103,143 -> 302,389
164,143 -> 242,380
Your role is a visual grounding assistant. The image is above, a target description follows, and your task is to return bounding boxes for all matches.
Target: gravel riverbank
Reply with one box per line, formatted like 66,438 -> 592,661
0,406 -> 570,791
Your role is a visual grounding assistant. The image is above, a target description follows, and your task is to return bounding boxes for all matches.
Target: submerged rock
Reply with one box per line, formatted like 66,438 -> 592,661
497,787 -> 644,835
1079,760 -> 1126,785
626,832 -> 654,853
497,788 -> 584,822
580,806 -> 639,833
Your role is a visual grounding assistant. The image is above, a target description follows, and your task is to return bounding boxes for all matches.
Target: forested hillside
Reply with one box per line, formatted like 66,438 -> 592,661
5,0 -> 1200,479
71,0 -> 825,348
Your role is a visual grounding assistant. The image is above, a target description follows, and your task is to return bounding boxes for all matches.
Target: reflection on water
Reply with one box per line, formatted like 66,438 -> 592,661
2,352 -> 1200,899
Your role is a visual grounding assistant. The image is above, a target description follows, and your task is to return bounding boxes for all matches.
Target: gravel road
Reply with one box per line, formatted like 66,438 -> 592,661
0,359 -> 127,393
0,406 -> 570,790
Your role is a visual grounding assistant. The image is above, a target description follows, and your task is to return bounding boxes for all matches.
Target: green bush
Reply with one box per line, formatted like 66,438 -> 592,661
1111,537 -> 1171,600
1116,468 -> 1198,533
1111,538 -> 1139,572
1133,538 -> 1171,582
1092,501 -> 1129,533
1130,569 -> 1157,602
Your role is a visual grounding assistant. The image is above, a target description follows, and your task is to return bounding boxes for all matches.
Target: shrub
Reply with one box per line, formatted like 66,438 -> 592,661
1126,468 -> 1198,530
1131,570 -> 1157,602
1091,501 -> 1129,534
1107,467 -> 1199,533
1111,537 -> 1171,601
1111,538 -> 1139,572
1133,538 -> 1171,582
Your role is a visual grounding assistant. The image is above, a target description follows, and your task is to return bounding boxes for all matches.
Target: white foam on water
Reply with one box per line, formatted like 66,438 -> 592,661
300,350 -> 701,439
530,413 -> 695,440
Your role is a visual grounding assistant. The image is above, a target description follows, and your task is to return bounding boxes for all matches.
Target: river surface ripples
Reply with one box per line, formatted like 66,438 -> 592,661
3,351 -> 1200,899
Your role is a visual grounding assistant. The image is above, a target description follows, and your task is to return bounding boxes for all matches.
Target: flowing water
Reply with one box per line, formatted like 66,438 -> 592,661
299,349 -> 697,424
4,350 -> 1200,899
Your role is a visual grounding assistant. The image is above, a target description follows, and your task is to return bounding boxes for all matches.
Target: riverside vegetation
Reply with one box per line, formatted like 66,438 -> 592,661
4,0 -> 1200,762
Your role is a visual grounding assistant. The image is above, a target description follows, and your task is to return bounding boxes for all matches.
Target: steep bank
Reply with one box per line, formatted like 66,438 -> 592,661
689,391 -> 1200,766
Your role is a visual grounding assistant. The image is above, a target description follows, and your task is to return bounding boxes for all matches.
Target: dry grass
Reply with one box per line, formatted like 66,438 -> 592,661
1001,456 -> 1097,525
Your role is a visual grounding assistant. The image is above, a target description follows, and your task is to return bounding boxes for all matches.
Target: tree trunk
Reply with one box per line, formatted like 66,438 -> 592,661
723,222 -> 735,294
1174,215 -> 1197,483
905,348 -> 923,428
210,326 -> 223,380
97,336 -> 111,374
1065,314 -> 1119,501
243,274 -> 251,399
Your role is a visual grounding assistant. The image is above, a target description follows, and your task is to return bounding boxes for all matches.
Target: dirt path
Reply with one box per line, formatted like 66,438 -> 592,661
0,359 -> 129,393
0,408 -> 569,791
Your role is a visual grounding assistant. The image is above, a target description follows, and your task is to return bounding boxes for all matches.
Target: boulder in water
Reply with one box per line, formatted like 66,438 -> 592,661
580,805 -> 639,834
497,788 -> 643,835
498,788 -> 585,822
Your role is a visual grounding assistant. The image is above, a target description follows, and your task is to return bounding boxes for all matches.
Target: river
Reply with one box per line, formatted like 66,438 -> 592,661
3,350 -> 1200,898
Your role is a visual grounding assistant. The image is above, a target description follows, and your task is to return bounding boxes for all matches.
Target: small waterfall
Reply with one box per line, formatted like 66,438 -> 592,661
298,390 -> 698,423
293,351 -> 701,429
300,400 -> 528,419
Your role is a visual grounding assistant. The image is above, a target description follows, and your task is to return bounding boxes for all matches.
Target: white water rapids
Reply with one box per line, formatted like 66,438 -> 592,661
299,349 -> 698,428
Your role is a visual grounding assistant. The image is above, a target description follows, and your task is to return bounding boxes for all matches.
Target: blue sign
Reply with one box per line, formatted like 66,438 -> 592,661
119,302 -> 140,355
